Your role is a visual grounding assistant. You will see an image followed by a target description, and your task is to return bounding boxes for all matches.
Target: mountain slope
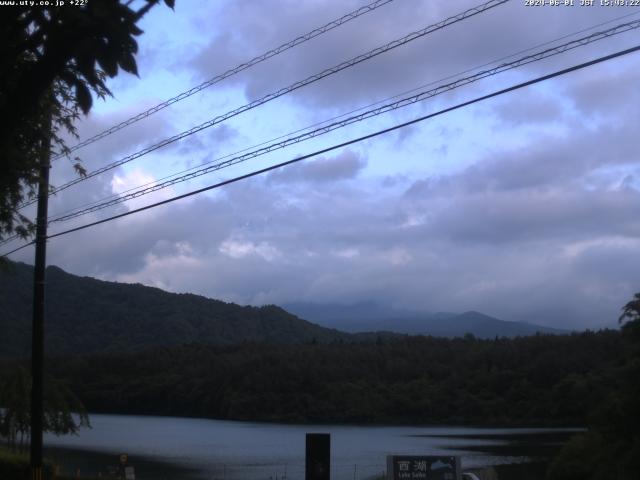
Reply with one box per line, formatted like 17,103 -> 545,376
0,262 -> 349,358
283,302 -> 565,338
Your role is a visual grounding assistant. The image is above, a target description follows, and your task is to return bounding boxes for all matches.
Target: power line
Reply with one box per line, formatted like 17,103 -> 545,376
4,43 -> 631,253
45,19 -> 640,225
4,12 -> 637,248
51,0 -> 395,161
1,239 -> 34,257
0,233 -> 21,246
44,9 -> 640,224
20,0 -> 509,208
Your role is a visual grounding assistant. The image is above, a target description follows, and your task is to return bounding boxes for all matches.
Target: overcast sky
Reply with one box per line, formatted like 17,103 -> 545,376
8,0 -> 640,330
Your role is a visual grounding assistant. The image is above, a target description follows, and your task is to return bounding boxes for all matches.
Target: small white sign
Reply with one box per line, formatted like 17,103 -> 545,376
125,465 -> 135,480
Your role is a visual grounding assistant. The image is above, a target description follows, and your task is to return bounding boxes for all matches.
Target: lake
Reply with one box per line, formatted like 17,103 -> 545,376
44,414 -> 579,480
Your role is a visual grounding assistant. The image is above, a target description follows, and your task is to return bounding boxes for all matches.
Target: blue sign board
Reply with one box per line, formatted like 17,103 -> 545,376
386,456 -> 461,480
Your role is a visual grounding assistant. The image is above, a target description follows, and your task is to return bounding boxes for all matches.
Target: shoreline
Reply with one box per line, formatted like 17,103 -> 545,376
45,446 -> 205,480
43,444 -> 554,480
75,409 -> 588,430
40,414 -> 575,480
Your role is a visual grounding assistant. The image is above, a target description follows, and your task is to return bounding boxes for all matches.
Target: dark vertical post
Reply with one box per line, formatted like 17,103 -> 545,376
305,433 -> 330,480
30,109 -> 51,480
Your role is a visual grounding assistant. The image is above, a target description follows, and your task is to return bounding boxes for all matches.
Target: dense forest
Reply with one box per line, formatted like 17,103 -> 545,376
1,308 -> 638,479
2,259 -> 638,478
2,330 -> 623,427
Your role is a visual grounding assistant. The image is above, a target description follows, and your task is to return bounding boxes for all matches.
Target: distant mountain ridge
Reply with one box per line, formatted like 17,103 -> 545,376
0,262 -> 564,359
0,262 -> 350,358
283,301 -> 565,338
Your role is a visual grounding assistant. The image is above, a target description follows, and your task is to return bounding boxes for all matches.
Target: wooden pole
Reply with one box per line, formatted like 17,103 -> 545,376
30,104 -> 51,480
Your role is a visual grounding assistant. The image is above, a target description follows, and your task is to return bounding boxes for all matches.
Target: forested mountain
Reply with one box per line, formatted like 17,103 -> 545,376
0,262 -> 349,358
284,302 -> 565,337
0,262 -> 567,359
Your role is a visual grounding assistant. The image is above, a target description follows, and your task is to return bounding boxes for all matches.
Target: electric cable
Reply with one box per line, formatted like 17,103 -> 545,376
4,10 -> 637,248
45,19 -> 640,225
19,0 -> 509,209
4,42 -> 635,258
43,8 -> 640,223
51,0 -> 395,160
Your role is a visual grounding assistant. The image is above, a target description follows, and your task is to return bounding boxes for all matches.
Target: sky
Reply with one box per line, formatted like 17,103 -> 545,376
7,0 -> 640,330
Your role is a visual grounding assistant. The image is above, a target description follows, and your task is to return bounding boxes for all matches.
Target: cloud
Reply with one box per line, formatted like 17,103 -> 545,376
492,89 -> 565,126
188,0 -> 638,114
7,0 -> 640,334
45,102 -> 176,220
219,239 -> 281,261
428,123 -> 637,196
267,149 -> 366,184
563,61 -> 640,118
28,128 -> 639,330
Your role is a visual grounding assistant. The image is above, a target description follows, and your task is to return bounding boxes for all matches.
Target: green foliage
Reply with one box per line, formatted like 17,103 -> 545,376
547,432 -> 607,480
0,0 -> 174,241
15,330 -> 622,427
619,293 -> 640,346
547,293 -> 640,480
0,366 -> 30,450
0,447 -> 59,480
619,293 -> 640,324
0,366 -> 90,452
0,447 -> 32,480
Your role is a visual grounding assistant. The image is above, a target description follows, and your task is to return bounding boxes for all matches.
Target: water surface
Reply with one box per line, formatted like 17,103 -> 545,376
44,414 -> 578,479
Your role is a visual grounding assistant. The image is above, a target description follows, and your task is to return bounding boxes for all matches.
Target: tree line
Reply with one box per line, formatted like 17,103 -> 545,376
3,330 -> 621,427
1,311 -> 639,479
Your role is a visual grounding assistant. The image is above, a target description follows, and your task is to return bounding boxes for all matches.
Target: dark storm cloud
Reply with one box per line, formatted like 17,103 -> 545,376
405,187 -> 640,245
44,104 -> 175,224
13,105 -> 637,331
10,1 -> 640,333
24,173 -> 637,331
43,195 -> 236,278
6,101 -> 179,275
266,150 -> 366,184
189,0 -> 638,112
401,106 -> 640,248
168,124 -> 240,161
562,61 -> 640,117
34,128 -> 638,330
437,124 -> 635,195
491,89 -> 565,126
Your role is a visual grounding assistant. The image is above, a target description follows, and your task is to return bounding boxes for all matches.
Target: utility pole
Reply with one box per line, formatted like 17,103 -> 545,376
31,104 -> 51,480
